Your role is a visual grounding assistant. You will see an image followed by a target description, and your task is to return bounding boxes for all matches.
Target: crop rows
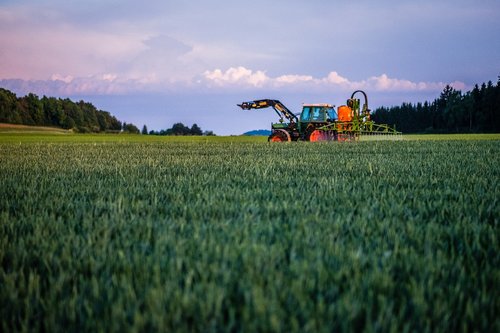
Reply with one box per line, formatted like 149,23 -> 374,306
0,139 -> 499,332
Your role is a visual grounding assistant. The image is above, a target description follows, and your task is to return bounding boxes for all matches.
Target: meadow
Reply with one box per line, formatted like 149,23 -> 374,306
0,133 -> 499,332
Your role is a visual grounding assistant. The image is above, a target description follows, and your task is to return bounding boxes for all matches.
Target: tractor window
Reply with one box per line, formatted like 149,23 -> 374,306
327,108 -> 337,121
312,107 -> 324,121
301,107 -> 311,121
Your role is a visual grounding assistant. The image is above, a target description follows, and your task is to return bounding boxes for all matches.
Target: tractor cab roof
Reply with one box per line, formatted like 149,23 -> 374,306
302,103 -> 335,108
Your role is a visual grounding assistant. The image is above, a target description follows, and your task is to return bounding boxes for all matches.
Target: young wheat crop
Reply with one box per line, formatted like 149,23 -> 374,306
0,137 -> 498,332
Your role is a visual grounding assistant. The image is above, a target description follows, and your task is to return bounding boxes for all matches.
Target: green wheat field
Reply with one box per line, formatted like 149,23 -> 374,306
1,133 -> 499,332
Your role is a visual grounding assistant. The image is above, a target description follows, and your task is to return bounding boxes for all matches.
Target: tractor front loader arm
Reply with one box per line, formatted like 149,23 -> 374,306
237,99 -> 298,123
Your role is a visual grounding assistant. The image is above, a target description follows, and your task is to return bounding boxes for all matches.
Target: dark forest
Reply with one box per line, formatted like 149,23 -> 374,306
372,79 -> 500,133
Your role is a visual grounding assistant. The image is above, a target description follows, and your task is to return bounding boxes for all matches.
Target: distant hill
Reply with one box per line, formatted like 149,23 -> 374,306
243,129 -> 271,136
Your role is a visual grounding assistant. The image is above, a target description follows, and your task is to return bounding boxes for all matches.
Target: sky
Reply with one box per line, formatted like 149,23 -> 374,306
0,0 -> 499,134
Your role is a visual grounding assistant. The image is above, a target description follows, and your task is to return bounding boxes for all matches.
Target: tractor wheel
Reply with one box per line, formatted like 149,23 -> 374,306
309,129 -> 328,142
268,129 -> 291,142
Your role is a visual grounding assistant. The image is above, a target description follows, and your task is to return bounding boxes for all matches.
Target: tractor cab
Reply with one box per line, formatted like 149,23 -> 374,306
299,104 -> 336,134
300,104 -> 337,123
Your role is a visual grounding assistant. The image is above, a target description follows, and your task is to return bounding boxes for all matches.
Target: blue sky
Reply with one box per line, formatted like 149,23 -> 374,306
1,0 -> 499,134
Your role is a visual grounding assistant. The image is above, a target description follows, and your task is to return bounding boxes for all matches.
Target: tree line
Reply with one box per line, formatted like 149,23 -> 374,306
371,79 -> 500,133
0,88 -> 129,133
0,88 -> 215,135
146,123 -> 215,136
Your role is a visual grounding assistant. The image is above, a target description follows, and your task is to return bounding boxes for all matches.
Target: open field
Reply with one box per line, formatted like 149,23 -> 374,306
1,133 -> 499,332
0,123 -> 72,134
1,124 -> 499,143
400,133 -> 500,141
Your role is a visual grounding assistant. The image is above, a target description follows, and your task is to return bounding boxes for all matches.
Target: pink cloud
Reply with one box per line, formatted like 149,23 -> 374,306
202,67 -> 464,93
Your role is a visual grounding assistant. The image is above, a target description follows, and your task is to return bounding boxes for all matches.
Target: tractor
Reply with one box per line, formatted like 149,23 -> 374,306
238,90 -> 401,142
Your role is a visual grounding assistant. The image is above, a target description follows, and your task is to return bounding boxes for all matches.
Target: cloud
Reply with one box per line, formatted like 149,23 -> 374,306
120,34 -> 204,84
202,67 -> 463,93
1,65 -> 466,97
203,67 -> 269,87
1,1 -> 495,97
50,74 -> 74,84
1,74 -> 156,96
0,5 -> 197,82
276,74 -> 314,84
323,72 -> 349,85
142,35 -> 191,56
359,74 -> 446,92
0,17 -> 146,80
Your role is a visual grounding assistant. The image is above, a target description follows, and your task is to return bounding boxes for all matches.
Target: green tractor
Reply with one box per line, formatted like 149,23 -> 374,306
238,90 -> 401,142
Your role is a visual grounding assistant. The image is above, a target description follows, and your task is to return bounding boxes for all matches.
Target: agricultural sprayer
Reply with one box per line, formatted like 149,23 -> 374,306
238,90 -> 402,141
